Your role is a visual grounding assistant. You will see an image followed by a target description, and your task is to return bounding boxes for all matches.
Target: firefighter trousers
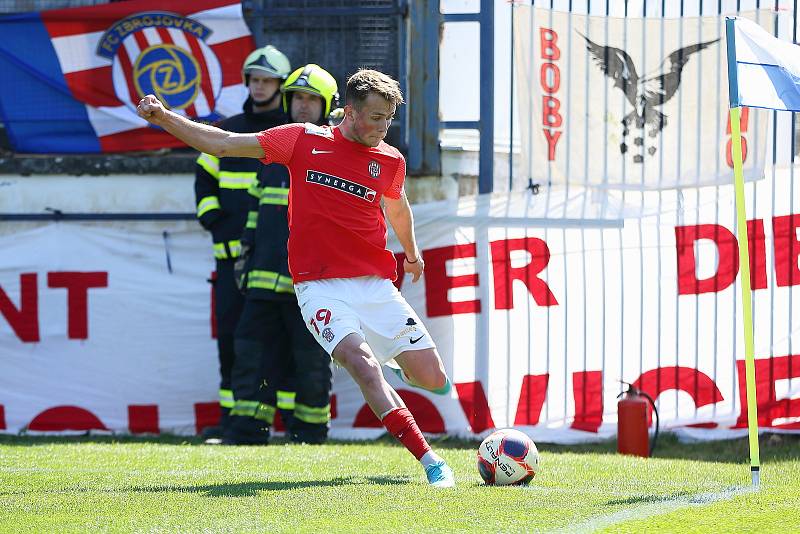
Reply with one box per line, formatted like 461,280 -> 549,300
212,259 -> 245,423
229,297 -> 332,443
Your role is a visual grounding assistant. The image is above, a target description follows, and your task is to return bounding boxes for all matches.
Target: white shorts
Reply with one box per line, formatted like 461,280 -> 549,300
295,276 -> 436,365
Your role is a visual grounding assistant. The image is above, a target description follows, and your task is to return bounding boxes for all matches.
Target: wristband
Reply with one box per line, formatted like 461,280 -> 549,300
406,256 -> 419,264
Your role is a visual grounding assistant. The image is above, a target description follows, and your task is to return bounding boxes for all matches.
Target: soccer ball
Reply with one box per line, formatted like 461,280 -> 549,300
477,428 -> 539,486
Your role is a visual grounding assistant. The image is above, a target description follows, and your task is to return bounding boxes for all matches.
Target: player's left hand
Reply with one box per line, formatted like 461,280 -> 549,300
404,256 -> 424,283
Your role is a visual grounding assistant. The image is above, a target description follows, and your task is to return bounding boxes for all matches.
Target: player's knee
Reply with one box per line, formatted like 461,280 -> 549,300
336,346 -> 382,386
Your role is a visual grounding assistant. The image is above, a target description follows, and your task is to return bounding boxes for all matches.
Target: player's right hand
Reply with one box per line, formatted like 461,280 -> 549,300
137,94 -> 166,124
404,256 -> 424,283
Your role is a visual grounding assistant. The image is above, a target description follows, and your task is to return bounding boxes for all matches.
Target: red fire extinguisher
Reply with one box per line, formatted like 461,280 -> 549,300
617,382 -> 659,457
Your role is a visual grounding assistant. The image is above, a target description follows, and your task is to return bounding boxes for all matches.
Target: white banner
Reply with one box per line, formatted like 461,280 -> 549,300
514,7 -> 775,189
2,169 -> 800,442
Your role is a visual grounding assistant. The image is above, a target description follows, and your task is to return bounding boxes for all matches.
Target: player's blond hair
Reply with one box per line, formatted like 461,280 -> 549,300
345,69 -> 405,108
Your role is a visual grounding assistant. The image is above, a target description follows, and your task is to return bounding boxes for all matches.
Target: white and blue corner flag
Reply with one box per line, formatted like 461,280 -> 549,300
726,17 -> 800,111
722,15 -> 800,488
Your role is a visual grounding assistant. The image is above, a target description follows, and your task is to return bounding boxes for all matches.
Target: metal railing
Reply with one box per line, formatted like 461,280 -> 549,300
489,0 -> 799,432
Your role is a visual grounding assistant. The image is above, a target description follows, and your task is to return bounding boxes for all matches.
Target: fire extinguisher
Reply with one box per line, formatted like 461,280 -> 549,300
616,382 -> 659,457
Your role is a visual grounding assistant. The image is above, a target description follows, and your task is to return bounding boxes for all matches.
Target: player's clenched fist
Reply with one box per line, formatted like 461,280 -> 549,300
137,95 -> 166,124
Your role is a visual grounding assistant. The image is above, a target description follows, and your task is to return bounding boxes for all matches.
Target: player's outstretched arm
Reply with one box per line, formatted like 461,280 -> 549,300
136,95 -> 264,158
384,191 -> 424,283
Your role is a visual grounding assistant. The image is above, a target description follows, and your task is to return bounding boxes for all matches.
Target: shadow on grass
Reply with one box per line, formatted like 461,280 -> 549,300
2,431 -> 798,464
126,474 -> 412,496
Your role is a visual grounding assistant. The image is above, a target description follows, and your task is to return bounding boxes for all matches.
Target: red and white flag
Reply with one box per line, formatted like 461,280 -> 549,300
41,0 -> 254,151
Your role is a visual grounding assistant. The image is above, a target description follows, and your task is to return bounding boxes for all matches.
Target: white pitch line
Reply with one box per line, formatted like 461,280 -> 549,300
551,485 -> 758,534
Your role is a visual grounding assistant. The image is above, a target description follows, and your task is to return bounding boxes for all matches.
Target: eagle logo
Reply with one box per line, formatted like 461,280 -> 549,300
580,33 -> 719,162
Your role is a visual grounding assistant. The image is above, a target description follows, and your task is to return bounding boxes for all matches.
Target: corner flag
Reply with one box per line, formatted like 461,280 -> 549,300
727,17 -> 800,111
725,15 -> 800,488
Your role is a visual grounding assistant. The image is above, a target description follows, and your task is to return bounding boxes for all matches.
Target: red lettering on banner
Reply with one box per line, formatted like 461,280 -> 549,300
393,252 -> 406,290
28,406 -> 107,431
747,219 -> 768,290
491,238 -> 558,309
543,129 -> 562,161
632,366 -> 724,424
540,62 -> 560,93
128,404 -> 159,434
539,28 -> 560,60
725,107 -> 750,168
773,214 -> 800,287
572,371 -> 604,433
675,222 -> 767,295
676,224 -> 738,295
353,390 -> 445,432
514,374 -> 549,426
674,217 -> 800,295
542,96 -> 563,128
0,273 -> 40,342
47,271 -> 108,339
734,355 -> 800,429
424,244 -> 481,317
540,27 -> 562,161
210,271 -> 217,339
455,381 -> 495,433
273,410 -> 287,432
194,402 -> 220,434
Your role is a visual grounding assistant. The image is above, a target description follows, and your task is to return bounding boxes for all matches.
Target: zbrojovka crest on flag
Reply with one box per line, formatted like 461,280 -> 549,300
0,0 -> 254,153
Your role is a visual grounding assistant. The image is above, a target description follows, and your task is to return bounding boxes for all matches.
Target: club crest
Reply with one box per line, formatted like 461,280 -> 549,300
368,160 -> 381,178
97,12 -> 222,117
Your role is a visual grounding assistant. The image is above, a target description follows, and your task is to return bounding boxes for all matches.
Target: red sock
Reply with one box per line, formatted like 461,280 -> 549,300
381,407 -> 431,460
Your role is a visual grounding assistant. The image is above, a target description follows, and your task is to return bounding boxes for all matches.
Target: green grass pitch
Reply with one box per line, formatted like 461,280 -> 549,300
0,433 -> 798,533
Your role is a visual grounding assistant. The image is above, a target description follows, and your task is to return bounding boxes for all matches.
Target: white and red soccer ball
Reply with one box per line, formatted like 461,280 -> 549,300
477,428 -> 539,486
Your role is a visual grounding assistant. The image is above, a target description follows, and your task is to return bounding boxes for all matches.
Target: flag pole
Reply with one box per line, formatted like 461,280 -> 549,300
725,17 -> 761,487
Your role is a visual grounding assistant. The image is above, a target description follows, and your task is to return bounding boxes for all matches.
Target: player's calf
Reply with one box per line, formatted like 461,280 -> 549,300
389,366 -> 452,395
390,349 -> 452,395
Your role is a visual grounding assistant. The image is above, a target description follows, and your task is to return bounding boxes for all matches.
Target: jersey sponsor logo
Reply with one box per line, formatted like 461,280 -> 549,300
393,325 -> 418,340
410,334 -> 425,344
97,12 -> 221,116
312,148 -> 334,154
306,170 -> 376,202
393,318 -> 419,340
368,160 -> 381,178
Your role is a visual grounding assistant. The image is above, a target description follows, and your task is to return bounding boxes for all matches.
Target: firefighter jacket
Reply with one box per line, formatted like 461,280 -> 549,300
239,162 -> 293,300
194,99 -> 287,261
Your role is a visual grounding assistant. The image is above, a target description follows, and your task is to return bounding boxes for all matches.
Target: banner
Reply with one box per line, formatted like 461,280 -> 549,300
0,0 -> 253,153
514,8 -> 775,189
2,169 -> 799,442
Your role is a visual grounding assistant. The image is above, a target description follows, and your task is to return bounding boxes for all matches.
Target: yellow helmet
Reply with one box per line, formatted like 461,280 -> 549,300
242,45 -> 291,84
281,64 -> 339,118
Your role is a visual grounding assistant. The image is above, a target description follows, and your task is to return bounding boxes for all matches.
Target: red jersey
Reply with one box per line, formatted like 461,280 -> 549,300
256,122 -> 406,283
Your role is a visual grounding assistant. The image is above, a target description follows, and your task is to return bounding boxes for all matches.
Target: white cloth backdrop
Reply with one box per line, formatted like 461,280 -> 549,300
2,167 -> 799,442
514,7 -> 776,190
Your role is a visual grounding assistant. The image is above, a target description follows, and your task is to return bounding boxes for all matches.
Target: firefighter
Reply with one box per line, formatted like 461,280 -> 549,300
194,45 -> 291,439
225,65 -> 339,445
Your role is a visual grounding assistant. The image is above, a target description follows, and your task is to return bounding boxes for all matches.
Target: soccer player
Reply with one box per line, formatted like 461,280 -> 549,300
137,69 -> 455,488
227,64 -> 340,446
